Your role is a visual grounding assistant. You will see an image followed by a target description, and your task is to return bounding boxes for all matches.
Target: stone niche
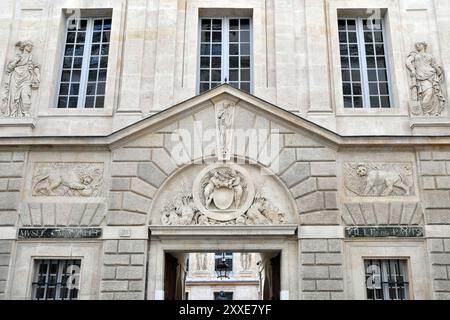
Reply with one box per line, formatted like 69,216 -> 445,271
150,162 -> 298,226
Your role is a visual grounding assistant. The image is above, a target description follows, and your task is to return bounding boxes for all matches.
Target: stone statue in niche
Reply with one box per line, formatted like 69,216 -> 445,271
344,163 -> 414,197
406,42 -> 446,116
216,103 -> 235,160
1,41 -> 40,117
196,253 -> 208,271
32,163 -> 103,197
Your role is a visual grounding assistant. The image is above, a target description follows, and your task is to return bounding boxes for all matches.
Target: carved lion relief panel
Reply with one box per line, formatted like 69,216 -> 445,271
32,163 -> 104,197
343,162 -> 415,197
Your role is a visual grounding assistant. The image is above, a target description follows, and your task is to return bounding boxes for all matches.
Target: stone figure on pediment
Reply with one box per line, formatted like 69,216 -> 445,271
1,41 -> 40,117
406,42 -> 446,116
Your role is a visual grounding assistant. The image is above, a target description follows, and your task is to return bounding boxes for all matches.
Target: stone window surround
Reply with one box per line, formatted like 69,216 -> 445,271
36,1 -> 124,118
328,1 -> 409,116
344,240 -> 430,300
7,241 -> 101,300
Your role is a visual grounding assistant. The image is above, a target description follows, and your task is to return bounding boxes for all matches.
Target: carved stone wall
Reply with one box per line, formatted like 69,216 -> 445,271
419,149 -> 450,299
0,150 -> 26,227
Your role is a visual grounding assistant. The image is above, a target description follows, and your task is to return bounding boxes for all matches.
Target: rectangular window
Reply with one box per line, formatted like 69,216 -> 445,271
214,252 -> 233,273
338,17 -> 391,108
365,259 -> 409,300
199,18 -> 252,94
32,259 -> 81,300
57,17 -> 111,109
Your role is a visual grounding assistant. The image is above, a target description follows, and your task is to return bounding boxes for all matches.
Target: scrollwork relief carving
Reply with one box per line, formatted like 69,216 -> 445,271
344,163 -> 414,197
406,42 -> 446,116
32,163 -> 103,197
1,41 -> 40,118
160,191 -> 285,226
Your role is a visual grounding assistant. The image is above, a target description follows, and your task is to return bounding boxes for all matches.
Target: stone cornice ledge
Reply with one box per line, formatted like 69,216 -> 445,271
149,225 -> 298,237
410,117 -> 450,135
0,117 -> 35,128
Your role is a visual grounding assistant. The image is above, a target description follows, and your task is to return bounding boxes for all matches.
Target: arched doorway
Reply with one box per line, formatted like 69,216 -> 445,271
145,161 -> 300,300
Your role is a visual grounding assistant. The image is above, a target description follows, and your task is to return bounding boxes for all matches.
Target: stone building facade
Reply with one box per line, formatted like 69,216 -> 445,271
0,0 -> 450,300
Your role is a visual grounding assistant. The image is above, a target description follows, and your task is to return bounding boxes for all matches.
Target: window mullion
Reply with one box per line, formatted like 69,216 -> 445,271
78,18 -> 93,108
223,18 -> 229,84
356,18 -> 370,108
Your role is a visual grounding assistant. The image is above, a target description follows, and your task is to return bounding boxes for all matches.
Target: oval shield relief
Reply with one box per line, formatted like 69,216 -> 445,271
213,187 -> 234,210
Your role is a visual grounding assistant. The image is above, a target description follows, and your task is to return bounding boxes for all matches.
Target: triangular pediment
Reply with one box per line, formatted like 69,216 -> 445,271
109,84 -> 340,150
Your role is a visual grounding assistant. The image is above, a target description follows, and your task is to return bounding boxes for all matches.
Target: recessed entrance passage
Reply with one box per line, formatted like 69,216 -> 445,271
147,226 -> 299,300
163,251 -> 281,300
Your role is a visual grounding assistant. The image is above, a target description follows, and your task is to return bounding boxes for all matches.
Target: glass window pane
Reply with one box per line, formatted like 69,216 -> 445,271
241,82 -> 250,93
200,83 -> 210,93
200,44 -> 210,55
240,19 -> 250,30
201,20 -> 211,30
212,32 -> 222,42
368,70 -> 377,81
229,57 -> 239,68
212,19 -> 222,30
344,96 -> 353,108
211,57 -> 221,68
354,96 -> 363,108
240,43 -> 250,55
97,83 -> 106,95
99,70 -> 107,81
348,32 -> 357,43
370,96 -> 380,108
200,70 -> 209,81
95,96 -> 104,108
241,69 -> 250,82
341,57 -> 349,68
200,57 -> 210,68
241,56 -> 250,68
66,32 -> 76,43
229,44 -> 239,55
85,96 -> 95,108
229,31 -> 238,42
229,69 -> 239,81
212,44 -> 221,55
240,31 -> 250,42
211,70 -> 221,82
229,19 -> 239,30
342,70 -> 350,81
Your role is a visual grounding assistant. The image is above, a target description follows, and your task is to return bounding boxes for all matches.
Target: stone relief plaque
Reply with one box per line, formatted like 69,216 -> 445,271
345,227 -> 424,238
344,163 -> 414,197
160,164 -> 286,226
32,163 -> 104,197
18,228 -> 102,239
